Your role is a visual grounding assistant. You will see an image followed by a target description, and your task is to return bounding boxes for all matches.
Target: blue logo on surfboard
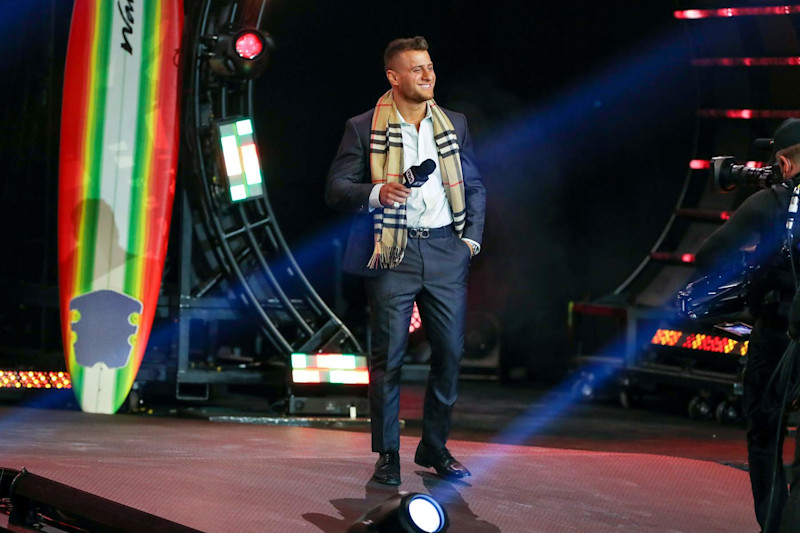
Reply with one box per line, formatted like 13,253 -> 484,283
69,290 -> 143,369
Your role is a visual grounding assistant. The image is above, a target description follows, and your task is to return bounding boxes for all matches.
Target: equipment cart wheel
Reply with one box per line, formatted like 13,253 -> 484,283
619,387 -> 642,409
571,378 -> 595,402
688,395 -> 713,420
714,400 -> 740,424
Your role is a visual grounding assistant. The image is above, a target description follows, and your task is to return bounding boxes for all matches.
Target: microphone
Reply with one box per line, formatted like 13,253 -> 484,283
754,138 -> 774,151
403,159 -> 436,188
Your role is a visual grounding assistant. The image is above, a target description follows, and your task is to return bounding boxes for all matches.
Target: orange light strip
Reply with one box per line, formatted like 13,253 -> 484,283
652,329 -> 682,346
651,329 -> 748,355
0,370 -> 72,389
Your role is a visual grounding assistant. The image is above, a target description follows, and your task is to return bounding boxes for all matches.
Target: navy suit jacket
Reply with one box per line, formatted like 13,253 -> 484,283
325,107 -> 486,276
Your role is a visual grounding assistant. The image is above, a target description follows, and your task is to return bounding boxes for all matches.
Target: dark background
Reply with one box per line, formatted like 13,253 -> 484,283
0,1 -> 696,382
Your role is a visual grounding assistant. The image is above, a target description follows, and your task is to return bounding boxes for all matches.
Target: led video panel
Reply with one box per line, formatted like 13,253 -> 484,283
216,117 -> 264,202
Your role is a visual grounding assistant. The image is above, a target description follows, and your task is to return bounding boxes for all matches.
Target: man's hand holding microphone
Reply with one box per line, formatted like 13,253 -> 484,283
380,159 -> 435,208
379,183 -> 410,208
377,159 -> 475,257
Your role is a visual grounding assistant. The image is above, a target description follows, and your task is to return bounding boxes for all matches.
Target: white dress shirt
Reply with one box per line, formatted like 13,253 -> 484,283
368,105 -> 480,254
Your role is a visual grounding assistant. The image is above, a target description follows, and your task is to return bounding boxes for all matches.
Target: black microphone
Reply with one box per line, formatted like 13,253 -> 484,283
403,159 -> 436,188
754,138 -> 774,151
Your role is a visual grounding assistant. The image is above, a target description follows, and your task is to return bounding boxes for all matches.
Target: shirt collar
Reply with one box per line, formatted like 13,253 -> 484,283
396,103 -> 433,125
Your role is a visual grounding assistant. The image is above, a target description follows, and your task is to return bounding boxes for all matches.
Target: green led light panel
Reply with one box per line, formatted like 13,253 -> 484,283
215,117 -> 264,202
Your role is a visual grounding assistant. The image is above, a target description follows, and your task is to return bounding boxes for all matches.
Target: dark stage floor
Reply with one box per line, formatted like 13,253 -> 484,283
0,381 -> 763,532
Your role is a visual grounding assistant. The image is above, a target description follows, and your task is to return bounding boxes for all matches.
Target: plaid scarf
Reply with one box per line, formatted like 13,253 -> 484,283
367,90 -> 467,269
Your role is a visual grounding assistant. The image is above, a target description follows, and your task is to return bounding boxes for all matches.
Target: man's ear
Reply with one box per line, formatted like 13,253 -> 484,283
386,69 -> 398,87
780,154 -> 793,176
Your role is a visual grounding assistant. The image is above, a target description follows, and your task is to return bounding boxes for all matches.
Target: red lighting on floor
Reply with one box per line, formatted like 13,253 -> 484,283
651,329 -> 748,355
675,6 -> 800,19
698,109 -> 800,119
235,32 -> 263,59
692,57 -> 800,67
409,302 -> 422,334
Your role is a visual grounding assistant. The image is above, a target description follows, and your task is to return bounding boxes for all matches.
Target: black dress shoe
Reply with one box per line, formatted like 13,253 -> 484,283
414,442 -> 471,479
372,451 -> 401,485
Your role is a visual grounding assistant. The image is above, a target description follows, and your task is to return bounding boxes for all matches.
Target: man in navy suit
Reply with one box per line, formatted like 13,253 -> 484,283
325,36 -> 485,485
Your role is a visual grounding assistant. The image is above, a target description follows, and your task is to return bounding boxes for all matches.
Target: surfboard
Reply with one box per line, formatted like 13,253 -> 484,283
58,0 -> 183,414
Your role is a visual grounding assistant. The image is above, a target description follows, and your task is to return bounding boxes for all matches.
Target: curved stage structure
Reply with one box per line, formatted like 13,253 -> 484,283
139,0 -> 363,403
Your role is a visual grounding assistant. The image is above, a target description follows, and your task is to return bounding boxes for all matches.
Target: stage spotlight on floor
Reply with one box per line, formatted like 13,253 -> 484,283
207,27 -> 273,79
346,492 -> 448,533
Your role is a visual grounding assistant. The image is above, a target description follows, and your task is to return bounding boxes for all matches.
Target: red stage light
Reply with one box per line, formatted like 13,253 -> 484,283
720,211 -> 731,221
682,333 -> 737,354
692,57 -> 800,67
681,253 -> 695,263
235,32 -> 263,60
689,159 -> 763,169
675,6 -> 800,19
698,109 -> 800,119
409,302 -> 422,333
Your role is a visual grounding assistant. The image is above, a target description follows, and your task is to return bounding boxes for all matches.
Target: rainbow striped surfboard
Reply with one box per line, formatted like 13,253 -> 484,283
58,0 -> 183,414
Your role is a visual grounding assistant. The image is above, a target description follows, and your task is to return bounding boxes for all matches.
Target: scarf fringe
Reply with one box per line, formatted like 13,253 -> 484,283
366,243 -> 405,270
366,239 -> 381,270
381,247 -> 404,269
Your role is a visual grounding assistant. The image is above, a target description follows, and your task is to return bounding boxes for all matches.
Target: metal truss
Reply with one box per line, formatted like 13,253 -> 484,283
172,0 -> 361,389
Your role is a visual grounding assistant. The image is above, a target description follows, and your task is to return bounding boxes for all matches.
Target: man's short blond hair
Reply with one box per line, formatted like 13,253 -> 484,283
384,36 -> 429,71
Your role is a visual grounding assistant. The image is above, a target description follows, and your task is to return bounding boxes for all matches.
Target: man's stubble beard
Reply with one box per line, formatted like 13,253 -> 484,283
412,87 -> 434,103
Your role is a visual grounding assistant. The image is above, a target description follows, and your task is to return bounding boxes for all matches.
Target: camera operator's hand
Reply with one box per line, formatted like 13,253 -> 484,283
379,183 -> 410,208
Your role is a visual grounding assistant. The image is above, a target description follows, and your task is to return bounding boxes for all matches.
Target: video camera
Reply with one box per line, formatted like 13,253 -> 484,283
711,157 -> 782,191
676,266 -> 758,320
